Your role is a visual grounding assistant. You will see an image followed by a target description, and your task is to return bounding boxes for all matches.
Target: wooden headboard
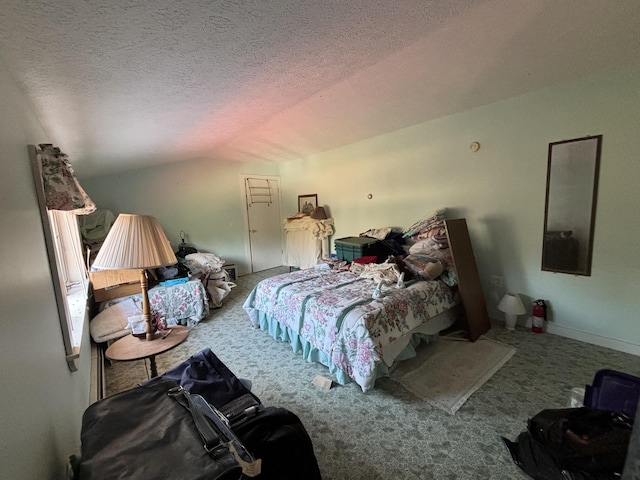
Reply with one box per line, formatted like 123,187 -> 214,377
444,218 -> 491,341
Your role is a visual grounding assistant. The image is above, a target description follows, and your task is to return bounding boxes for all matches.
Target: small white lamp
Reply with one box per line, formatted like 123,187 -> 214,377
498,293 -> 526,330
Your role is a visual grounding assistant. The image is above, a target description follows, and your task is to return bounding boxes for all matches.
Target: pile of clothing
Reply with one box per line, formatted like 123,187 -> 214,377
401,209 -> 457,286
184,252 -> 236,308
166,235 -> 236,308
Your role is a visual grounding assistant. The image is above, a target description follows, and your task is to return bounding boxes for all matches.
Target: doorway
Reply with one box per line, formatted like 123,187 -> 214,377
241,175 -> 284,273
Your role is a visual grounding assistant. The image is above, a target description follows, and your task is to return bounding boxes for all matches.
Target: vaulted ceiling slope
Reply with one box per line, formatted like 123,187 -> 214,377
1,0 -> 639,177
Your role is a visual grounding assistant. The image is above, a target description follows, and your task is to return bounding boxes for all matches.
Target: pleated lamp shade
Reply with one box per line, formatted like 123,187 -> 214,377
93,214 -> 177,270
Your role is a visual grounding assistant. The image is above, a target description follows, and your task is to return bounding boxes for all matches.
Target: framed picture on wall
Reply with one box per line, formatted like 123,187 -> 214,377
298,194 -> 318,214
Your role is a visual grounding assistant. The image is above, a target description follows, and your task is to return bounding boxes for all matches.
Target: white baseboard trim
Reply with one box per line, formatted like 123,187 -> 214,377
545,323 -> 640,356
490,316 -> 640,356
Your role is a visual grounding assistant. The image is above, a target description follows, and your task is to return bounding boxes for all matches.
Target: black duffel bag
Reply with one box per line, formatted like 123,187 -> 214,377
503,407 -> 633,480
151,348 -> 323,480
78,380 -> 244,480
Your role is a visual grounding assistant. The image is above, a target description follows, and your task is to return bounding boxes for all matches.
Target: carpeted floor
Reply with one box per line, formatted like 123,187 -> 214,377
105,267 -> 640,480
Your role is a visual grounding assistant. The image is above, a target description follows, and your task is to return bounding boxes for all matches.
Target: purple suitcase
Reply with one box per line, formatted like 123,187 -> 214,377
584,369 -> 640,419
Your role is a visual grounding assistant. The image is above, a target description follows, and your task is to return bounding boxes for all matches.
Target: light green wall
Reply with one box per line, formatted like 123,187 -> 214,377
280,65 -> 640,349
0,58 -> 92,479
83,156 -> 280,273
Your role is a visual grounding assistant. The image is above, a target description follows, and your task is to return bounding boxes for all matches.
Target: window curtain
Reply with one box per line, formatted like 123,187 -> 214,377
37,143 -> 96,215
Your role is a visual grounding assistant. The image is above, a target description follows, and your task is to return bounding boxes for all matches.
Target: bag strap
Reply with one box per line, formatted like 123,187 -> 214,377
169,386 -> 261,477
190,393 -> 256,463
170,386 -> 227,457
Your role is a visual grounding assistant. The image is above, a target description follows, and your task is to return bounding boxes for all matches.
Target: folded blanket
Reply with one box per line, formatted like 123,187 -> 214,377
185,252 -> 225,272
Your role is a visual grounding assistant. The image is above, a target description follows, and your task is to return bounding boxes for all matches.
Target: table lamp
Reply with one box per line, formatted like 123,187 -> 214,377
498,292 -> 526,330
93,214 -> 177,340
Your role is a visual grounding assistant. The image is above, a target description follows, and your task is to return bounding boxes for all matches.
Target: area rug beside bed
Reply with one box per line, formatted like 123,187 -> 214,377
390,336 -> 516,414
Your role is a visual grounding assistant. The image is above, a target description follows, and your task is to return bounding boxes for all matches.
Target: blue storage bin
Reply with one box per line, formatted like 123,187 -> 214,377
334,236 -> 380,262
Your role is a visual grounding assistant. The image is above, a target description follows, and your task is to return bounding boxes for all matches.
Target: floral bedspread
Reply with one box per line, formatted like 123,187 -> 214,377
243,268 -> 458,391
103,279 -> 209,327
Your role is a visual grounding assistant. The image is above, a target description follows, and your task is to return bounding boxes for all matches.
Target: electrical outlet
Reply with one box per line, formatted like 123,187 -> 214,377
490,275 -> 503,287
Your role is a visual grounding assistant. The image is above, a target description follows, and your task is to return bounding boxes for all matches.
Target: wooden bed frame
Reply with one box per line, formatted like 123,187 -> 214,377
443,218 -> 491,341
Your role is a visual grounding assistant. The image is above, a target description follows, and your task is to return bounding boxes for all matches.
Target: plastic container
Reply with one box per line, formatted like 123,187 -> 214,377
584,369 -> 640,418
334,237 -> 380,261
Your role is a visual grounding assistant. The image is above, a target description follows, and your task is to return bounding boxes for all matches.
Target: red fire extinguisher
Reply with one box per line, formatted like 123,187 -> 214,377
531,299 -> 546,333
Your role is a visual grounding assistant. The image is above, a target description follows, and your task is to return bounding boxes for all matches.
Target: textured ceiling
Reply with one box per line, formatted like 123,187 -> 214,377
1,0 -> 639,177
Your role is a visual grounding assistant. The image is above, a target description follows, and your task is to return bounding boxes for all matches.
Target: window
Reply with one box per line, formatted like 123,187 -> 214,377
30,145 -> 92,371
47,209 -> 89,349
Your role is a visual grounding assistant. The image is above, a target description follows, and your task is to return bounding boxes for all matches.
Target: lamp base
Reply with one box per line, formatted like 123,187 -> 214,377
504,313 -> 517,330
136,330 -> 165,341
140,269 -> 156,341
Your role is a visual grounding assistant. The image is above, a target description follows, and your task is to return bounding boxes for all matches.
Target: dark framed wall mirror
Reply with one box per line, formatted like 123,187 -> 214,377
542,135 -> 602,276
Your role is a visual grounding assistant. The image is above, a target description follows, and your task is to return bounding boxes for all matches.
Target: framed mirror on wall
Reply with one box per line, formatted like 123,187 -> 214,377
542,135 -> 602,276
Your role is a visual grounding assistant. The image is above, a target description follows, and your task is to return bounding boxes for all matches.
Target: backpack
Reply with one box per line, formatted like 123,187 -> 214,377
503,407 -> 633,480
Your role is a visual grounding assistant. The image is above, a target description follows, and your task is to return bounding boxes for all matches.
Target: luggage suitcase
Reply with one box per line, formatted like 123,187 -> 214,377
78,379 -> 244,480
230,405 -> 322,480
154,348 -> 322,480
503,406 -> 633,480
584,369 -> 640,419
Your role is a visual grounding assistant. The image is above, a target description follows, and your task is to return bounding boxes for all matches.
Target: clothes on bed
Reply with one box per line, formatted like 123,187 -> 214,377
359,227 -> 392,240
404,230 -> 458,286
357,260 -> 402,284
402,209 -> 446,239
243,268 -> 458,392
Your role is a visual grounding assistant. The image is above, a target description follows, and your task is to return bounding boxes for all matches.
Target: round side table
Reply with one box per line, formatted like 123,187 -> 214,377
105,326 -> 189,377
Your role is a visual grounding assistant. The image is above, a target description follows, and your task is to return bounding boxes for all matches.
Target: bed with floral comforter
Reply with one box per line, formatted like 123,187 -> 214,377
243,268 -> 459,392
91,279 -> 210,344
